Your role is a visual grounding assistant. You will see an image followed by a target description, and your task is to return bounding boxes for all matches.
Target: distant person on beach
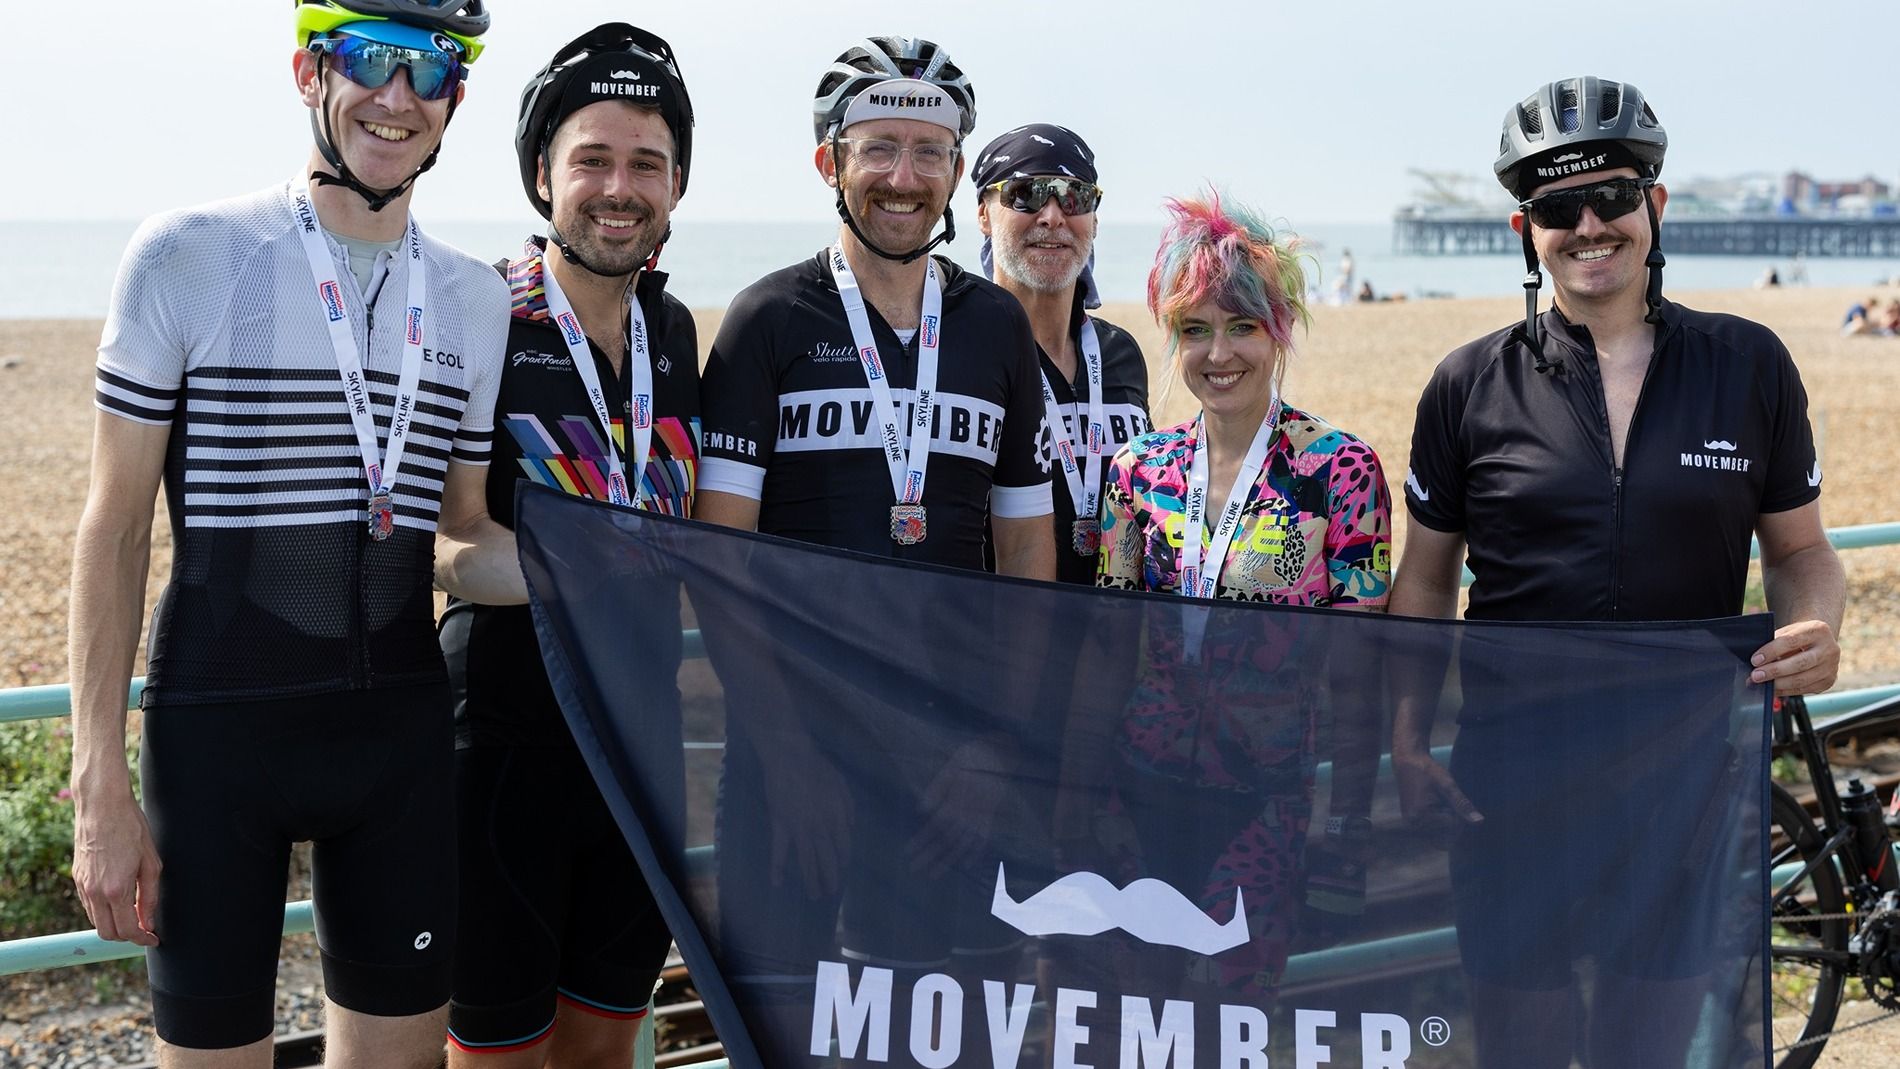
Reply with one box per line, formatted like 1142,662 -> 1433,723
1356,280 -> 1376,302
1389,75 -> 1844,1069
970,123 -> 1151,584
1330,245 -> 1356,305
430,24 -> 694,1068
1841,296 -> 1877,334
692,34 -> 1053,1048
67,1 -> 508,1064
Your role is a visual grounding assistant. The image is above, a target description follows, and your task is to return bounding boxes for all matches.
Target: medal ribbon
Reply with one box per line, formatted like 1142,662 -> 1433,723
1037,318 -> 1108,526
830,245 -> 942,506
1180,396 -> 1282,599
538,250 -> 655,507
291,181 -> 426,533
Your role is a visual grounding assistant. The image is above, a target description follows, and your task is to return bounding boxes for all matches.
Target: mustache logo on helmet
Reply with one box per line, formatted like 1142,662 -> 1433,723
989,864 -> 1249,955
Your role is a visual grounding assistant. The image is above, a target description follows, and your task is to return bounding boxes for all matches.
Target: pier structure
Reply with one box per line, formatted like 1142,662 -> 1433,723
1393,211 -> 1900,257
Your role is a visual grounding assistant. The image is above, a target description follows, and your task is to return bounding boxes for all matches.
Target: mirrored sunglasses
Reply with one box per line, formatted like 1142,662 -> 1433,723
312,34 -> 467,102
988,176 -> 1103,217
1522,176 -> 1650,230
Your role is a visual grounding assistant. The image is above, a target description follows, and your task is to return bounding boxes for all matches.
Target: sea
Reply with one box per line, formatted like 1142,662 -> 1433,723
11,219 -> 1900,320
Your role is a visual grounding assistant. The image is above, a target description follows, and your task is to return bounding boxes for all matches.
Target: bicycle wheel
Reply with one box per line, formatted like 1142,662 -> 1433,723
1769,781 -> 1848,1069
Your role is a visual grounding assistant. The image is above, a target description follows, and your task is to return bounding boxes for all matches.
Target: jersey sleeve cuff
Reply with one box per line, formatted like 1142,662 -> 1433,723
698,456 -> 766,500
990,482 -> 1054,519
1403,499 -> 1465,534
94,368 -> 180,426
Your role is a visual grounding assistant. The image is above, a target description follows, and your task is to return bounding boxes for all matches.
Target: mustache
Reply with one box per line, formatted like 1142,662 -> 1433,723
988,864 -> 1249,956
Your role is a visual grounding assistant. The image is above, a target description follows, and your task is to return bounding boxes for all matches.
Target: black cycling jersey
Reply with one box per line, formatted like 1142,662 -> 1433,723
1025,298 -> 1151,585
445,241 -> 699,748
1404,300 -> 1820,622
699,250 -> 1051,570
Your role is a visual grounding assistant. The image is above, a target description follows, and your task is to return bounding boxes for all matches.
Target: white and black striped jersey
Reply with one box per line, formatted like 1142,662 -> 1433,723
94,183 -> 508,707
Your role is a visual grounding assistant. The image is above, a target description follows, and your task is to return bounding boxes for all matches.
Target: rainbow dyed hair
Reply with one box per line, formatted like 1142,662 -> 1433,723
1147,191 -> 1311,367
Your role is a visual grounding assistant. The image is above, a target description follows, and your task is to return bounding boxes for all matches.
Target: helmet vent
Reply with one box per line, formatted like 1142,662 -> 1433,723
1597,84 -> 1622,126
1638,102 -> 1660,128
1557,84 -> 1580,134
1522,102 -> 1543,137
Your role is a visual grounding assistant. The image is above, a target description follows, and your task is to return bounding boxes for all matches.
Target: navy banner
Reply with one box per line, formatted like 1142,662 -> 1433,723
515,484 -> 1773,1069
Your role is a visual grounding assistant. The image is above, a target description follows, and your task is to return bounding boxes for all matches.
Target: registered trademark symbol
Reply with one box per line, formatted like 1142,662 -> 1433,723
1421,1017 -> 1451,1047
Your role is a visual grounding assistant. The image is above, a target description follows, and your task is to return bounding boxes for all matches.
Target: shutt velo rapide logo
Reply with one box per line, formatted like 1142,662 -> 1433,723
807,862 -> 1449,1066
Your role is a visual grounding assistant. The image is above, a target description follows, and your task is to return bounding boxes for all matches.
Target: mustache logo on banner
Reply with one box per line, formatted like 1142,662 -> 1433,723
989,864 -> 1250,955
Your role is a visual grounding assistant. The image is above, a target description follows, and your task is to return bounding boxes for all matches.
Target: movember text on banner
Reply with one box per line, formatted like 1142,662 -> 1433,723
514,483 -> 1773,1069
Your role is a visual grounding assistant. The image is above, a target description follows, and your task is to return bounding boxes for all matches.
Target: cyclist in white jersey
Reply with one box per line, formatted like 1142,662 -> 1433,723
68,2 -> 510,1063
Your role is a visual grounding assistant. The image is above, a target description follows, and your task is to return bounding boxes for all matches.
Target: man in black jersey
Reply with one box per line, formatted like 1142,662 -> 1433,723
692,36 -> 1052,1044
69,2 -> 511,1065
970,123 -> 1151,585
1388,77 -> 1846,1069
430,23 -> 696,1069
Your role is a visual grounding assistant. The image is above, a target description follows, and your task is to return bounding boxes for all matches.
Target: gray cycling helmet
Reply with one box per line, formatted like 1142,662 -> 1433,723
812,36 -> 976,144
1495,76 -> 1666,200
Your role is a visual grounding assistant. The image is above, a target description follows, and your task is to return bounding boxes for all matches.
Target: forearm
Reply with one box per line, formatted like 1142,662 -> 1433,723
993,514 -> 1056,581
434,520 -> 528,605
1761,542 -> 1845,634
67,512 -> 148,803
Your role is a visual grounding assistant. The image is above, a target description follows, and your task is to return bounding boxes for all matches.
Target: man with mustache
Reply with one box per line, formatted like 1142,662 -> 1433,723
432,23 -> 697,1069
693,37 -> 1052,1056
1389,76 -> 1845,1069
970,124 -> 1151,584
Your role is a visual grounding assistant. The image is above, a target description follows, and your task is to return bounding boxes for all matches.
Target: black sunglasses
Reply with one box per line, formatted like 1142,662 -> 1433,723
1521,177 -> 1652,230
988,176 -> 1103,216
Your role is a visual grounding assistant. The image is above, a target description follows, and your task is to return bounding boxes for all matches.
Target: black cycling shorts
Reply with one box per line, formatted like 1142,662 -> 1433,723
139,683 -> 457,1049
447,744 -> 671,1053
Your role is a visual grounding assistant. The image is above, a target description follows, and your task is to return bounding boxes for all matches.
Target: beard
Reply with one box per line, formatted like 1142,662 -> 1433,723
552,195 -> 668,276
993,232 -> 1090,295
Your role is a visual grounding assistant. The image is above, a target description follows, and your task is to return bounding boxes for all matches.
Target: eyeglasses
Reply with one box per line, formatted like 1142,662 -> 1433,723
835,138 -> 960,178
1521,177 -> 1651,230
311,34 -> 467,102
986,176 -> 1104,217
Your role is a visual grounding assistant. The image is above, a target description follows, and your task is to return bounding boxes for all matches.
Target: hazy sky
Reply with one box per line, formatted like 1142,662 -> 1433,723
6,1 -> 1888,226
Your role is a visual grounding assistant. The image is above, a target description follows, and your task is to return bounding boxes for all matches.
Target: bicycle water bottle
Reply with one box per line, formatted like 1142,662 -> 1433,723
1841,779 -> 1900,893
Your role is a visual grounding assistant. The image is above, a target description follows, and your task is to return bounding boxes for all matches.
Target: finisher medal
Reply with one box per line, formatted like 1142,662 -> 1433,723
890,504 -> 928,545
1071,518 -> 1100,557
367,489 -> 395,542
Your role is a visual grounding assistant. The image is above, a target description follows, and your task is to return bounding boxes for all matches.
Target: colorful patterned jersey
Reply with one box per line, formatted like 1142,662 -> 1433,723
1098,405 -> 1392,606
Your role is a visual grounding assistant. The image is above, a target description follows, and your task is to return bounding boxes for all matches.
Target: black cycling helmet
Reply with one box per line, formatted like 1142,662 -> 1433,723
1497,77 -> 1670,371
812,36 -> 976,145
814,36 -> 975,265
1495,76 -> 1666,200
294,0 -> 491,213
516,22 -> 694,214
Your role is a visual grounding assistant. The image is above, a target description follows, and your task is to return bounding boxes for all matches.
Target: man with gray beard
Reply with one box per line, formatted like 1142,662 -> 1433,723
972,124 -> 1151,584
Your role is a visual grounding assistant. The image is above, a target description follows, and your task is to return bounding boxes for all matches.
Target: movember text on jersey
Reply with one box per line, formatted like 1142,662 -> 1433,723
810,961 -> 1427,1067
766,389 -> 1007,462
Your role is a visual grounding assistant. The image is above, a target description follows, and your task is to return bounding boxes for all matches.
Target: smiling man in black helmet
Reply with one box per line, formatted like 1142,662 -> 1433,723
696,36 -> 1053,576
67,1 -> 508,1064
431,22 -> 699,1069
1388,76 -> 1845,1069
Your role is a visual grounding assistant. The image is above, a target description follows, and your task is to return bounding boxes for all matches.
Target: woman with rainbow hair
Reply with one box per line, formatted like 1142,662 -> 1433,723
1072,191 -> 1390,995
1098,190 -> 1392,604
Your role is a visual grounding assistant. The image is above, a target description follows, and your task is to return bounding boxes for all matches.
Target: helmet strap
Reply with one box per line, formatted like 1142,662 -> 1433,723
1515,219 -> 1558,374
829,135 -> 955,265
1641,184 -> 1666,326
